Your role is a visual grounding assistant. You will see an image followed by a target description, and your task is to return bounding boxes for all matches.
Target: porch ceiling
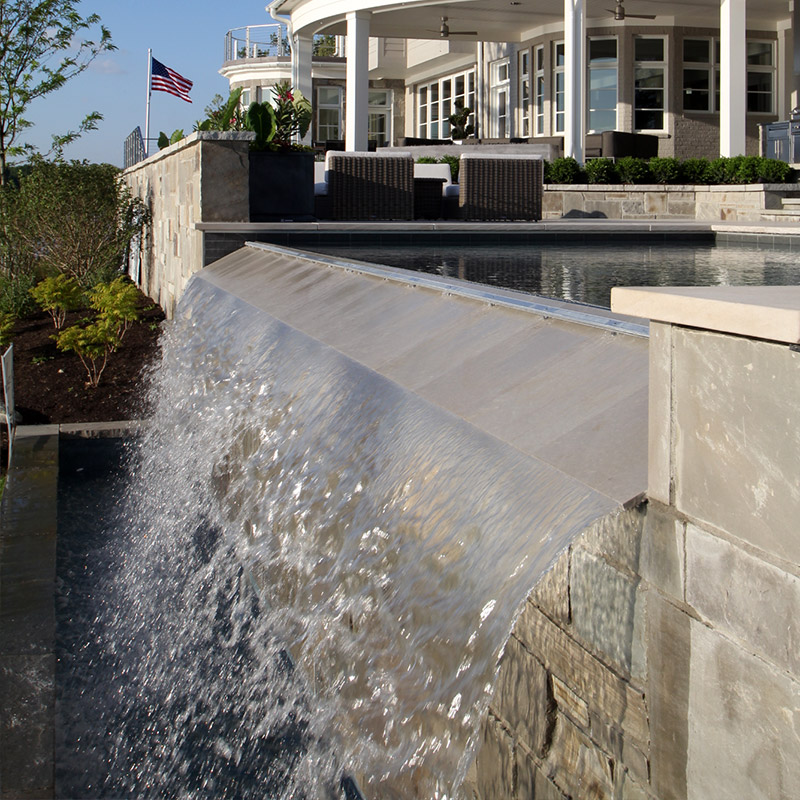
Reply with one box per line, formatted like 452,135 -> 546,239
276,0 -> 790,41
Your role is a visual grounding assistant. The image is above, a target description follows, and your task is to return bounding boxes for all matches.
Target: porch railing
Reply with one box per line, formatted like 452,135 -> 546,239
224,24 -> 291,61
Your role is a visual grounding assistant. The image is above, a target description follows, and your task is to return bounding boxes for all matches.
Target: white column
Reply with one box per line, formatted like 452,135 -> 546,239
720,0 -> 747,156
292,33 -> 314,146
346,11 -> 370,151
564,0 -> 585,162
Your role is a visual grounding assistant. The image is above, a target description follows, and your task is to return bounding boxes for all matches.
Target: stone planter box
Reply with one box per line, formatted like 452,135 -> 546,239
542,183 -> 800,221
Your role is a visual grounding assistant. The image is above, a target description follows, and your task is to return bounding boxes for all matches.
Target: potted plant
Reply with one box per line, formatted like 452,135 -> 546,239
246,81 -> 315,221
448,102 -> 475,143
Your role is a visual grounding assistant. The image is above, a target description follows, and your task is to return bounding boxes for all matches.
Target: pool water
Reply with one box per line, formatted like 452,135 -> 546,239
305,241 -> 800,307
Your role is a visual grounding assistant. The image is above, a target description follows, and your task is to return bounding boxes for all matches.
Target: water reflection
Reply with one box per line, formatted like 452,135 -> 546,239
306,243 -> 800,307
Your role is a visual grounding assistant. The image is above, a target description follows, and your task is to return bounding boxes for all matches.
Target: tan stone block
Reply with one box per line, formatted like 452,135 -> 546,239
577,505 -> 646,577
545,715 -> 615,800
644,192 -> 667,215
492,635 -> 552,755
640,501 -> 685,601
513,602 -> 650,750
621,769 -> 654,800
529,549 -> 570,624
621,198 -> 645,216
552,675 -> 590,729
647,594 -> 690,800
473,713 -> 515,799
517,748 -> 567,800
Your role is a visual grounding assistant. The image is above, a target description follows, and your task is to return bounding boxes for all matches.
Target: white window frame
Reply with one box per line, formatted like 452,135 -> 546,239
683,38 -> 775,115
519,49 -> 531,138
534,45 -> 545,136
490,58 -> 511,138
682,36 -> 715,113
316,85 -> 342,141
587,37 -> 618,134
368,89 -> 392,145
416,69 -> 476,139
553,41 -> 565,134
633,35 -> 667,132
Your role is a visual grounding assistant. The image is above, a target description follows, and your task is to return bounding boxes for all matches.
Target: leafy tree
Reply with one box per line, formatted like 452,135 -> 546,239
88,276 -> 141,341
313,34 -> 337,56
56,314 -> 118,387
0,0 -> 114,183
29,273 -> 83,329
2,159 -> 149,287
0,309 -> 13,345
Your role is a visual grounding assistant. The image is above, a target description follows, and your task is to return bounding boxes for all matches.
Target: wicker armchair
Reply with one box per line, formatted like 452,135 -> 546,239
458,154 -> 543,221
326,151 -> 414,220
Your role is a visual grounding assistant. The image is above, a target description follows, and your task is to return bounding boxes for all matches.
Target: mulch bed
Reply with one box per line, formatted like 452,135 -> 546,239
6,290 -> 165,426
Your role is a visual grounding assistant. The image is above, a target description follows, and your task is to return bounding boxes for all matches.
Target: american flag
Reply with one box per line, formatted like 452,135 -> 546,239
151,57 -> 193,103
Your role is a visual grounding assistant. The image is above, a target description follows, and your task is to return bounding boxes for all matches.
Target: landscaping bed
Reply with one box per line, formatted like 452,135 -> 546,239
8,289 -> 164,425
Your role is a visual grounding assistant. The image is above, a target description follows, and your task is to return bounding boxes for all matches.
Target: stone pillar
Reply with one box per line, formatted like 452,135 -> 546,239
564,0 -> 585,162
291,32 -> 314,146
346,11 -> 370,152
719,0 -> 746,156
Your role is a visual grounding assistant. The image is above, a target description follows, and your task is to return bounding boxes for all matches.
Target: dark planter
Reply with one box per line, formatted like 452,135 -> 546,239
249,150 -> 314,222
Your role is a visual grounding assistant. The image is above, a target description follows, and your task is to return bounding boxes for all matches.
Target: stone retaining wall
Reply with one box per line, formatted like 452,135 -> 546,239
465,287 -> 800,799
543,183 -> 800,221
122,131 -> 254,317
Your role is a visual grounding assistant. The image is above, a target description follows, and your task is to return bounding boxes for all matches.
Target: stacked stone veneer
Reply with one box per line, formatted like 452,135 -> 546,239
543,183 -> 800,221
122,131 -> 254,317
466,287 -> 800,799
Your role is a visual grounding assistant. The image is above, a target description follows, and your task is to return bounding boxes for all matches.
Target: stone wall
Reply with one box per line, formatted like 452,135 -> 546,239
122,131 -> 253,317
466,286 -> 800,799
543,183 -> 800,221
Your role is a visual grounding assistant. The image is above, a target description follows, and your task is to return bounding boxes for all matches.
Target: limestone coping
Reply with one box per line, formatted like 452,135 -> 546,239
610,286 -> 800,343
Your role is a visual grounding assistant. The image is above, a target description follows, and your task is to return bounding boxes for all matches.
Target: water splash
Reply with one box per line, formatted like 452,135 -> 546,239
58,271 -> 615,798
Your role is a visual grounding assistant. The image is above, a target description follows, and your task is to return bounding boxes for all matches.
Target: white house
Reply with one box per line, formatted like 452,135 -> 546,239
220,0 -> 797,161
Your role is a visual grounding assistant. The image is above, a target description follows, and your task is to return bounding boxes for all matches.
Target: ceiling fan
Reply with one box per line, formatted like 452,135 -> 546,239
607,0 -> 655,20
436,16 -> 478,38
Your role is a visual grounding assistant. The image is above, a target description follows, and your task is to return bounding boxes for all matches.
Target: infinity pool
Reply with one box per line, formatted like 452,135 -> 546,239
305,241 -> 800,307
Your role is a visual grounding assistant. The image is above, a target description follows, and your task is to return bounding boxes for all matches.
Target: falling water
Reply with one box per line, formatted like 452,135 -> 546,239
57,254 -> 624,798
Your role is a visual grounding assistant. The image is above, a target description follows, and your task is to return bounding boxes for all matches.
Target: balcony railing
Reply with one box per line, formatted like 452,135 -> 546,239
225,25 -> 290,62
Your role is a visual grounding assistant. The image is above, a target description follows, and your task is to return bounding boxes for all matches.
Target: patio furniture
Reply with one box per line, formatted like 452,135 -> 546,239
326,151 -> 414,220
413,162 -> 454,218
458,153 -> 543,221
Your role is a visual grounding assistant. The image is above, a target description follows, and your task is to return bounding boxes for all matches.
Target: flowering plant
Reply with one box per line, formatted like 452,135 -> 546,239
247,81 -> 312,151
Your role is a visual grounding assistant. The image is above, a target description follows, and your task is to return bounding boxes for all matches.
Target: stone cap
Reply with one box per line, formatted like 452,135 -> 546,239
610,285 -> 800,343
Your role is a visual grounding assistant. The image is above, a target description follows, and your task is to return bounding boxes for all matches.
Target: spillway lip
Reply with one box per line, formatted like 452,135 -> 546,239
244,241 -> 650,339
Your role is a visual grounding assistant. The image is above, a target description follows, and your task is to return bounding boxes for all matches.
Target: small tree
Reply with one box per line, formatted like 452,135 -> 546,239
0,1 -> 114,182
88,276 -> 141,341
56,315 -> 118,388
29,274 -> 84,329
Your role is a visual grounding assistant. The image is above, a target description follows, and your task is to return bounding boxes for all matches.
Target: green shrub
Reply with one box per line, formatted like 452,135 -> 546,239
29,275 -> 85,330
706,157 -> 734,184
0,311 -> 14,347
2,159 -> 150,288
649,157 -> 682,184
615,156 -> 652,184
757,157 -> 793,183
680,158 -> 711,184
0,270 -> 37,317
57,316 -> 119,388
88,276 -> 141,341
583,158 -> 618,184
438,154 -> 460,182
415,156 -> 437,163
546,157 -> 583,184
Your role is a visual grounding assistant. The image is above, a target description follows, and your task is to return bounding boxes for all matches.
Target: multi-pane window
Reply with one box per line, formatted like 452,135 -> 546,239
368,90 -> 392,145
634,36 -> 666,130
587,38 -> 617,133
519,50 -> 531,138
554,42 -> 565,133
491,59 -> 510,137
316,86 -> 342,141
417,70 -> 475,139
747,41 -> 773,113
534,46 -> 545,135
683,38 -> 773,114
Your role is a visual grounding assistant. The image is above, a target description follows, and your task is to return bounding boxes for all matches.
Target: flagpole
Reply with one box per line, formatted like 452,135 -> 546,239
144,48 -> 152,157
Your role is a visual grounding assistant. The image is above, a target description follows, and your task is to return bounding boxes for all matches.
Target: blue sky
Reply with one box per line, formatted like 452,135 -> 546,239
23,1 -> 277,167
